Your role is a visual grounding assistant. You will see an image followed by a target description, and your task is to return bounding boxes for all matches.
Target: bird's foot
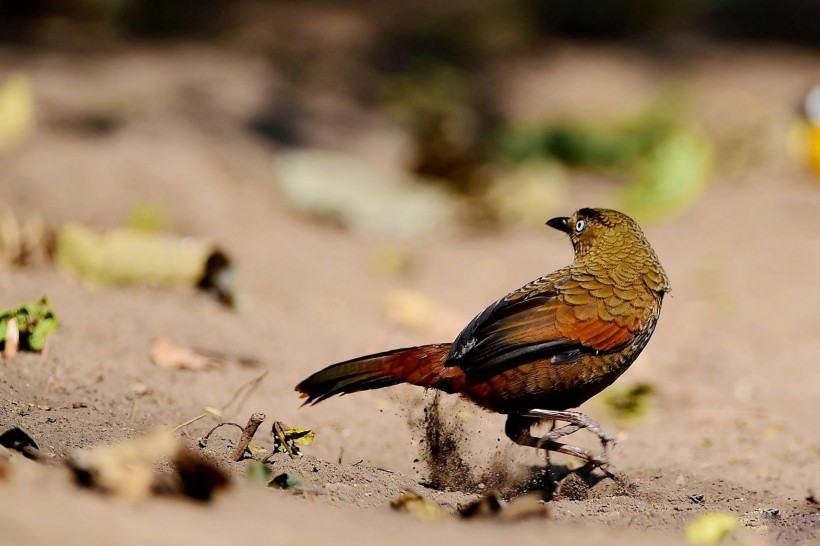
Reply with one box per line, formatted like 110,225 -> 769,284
521,408 -> 617,448
505,413 -> 619,483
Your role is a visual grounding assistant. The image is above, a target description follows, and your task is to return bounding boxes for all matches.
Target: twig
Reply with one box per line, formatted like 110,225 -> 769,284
231,413 -> 266,461
173,413 -> 208,433
199,422 -> 244,447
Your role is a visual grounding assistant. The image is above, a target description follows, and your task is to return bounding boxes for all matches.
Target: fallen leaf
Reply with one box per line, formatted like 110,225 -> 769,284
283,427 -> 315,447
150,337 -> 214,371
70,429 -> 229,503
247,443 -> 268,457
272,421 -> 315,456
245,461 -> 272,486
460,492 -> 548,522
460,493 -> 502,518
685,513 -> 740,545
390,490 -> 450,521
70,428 -> 180,502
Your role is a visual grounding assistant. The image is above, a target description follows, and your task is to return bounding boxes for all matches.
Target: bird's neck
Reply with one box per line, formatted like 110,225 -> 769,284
575,246 -> 669,295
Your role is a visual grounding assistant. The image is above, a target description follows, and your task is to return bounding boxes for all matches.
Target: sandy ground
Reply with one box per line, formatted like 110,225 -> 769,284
1,44 -> 819,545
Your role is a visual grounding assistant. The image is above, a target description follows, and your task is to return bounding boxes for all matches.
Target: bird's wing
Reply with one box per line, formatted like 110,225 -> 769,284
446,269 -> 653,382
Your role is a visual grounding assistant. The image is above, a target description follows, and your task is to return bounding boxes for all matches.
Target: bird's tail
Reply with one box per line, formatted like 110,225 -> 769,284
296,343 -> 458,405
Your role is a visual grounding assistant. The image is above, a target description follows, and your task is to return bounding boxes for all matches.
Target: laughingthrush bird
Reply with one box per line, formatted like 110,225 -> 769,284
297,208 -> 670,472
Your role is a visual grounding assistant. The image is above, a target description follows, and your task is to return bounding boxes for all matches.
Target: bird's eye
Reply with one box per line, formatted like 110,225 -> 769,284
575,219 -> 586,233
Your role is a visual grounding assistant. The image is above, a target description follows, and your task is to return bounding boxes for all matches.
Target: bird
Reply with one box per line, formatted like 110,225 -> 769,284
296,208 -> 670,473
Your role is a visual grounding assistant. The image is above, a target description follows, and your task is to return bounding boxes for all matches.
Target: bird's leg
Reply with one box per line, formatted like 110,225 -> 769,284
505,414 -> 616,479
519,409 -> 617,447
543,421 -> 555,488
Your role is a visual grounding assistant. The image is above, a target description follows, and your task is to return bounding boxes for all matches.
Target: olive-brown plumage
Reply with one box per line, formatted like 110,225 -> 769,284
297,208 -> 670,471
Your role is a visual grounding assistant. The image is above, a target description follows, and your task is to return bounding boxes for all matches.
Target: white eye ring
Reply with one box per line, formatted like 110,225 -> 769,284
575,219 -> 586,232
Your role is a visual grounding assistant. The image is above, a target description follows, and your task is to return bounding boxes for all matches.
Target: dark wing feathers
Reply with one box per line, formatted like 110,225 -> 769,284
446,271 -> 642,383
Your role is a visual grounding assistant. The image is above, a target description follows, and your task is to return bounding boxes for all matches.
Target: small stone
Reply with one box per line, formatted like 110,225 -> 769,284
760,508 -> 780,519
689,493 -> 705,505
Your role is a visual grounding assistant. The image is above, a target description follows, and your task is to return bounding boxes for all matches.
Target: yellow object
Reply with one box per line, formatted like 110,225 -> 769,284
0,73 -> 35,149
788,119 -> 820,177
390,490 -> 450,521
685,513 -> 740,545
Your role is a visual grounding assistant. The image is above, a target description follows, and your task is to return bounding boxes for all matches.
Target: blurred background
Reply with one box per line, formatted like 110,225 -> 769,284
1,0 -> 820,241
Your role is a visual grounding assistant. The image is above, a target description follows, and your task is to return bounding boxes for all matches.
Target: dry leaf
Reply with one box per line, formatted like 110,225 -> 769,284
150,337 -> 214,371
390,490 -> 450,521
460,492 -> 548,522
69,428 -> 229,502
70,428 -> 180,502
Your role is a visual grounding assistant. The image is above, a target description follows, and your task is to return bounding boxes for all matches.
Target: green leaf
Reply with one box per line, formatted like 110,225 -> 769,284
28,316 -> 56,351
244,461 -> 272,486
0,298 -> 57,352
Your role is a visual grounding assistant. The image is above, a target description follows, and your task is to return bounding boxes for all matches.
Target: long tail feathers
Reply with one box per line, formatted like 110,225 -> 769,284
296,343 -> 453,405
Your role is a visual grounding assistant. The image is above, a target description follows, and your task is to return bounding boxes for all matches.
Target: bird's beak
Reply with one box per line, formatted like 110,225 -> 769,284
546,216 -> 570,234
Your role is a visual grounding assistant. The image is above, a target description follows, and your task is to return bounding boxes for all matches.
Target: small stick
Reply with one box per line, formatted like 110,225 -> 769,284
173,413 -> 208,433
272,421 -> 296,459
231,412 -> 265,462
199,422 -> 244,447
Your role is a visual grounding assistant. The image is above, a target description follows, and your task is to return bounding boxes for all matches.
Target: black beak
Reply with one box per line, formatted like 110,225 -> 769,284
546,216 -> 570,234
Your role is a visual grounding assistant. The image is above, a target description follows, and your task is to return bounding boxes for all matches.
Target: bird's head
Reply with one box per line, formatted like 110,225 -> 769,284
547,208 -> 670,293
547,208 -> 639,255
